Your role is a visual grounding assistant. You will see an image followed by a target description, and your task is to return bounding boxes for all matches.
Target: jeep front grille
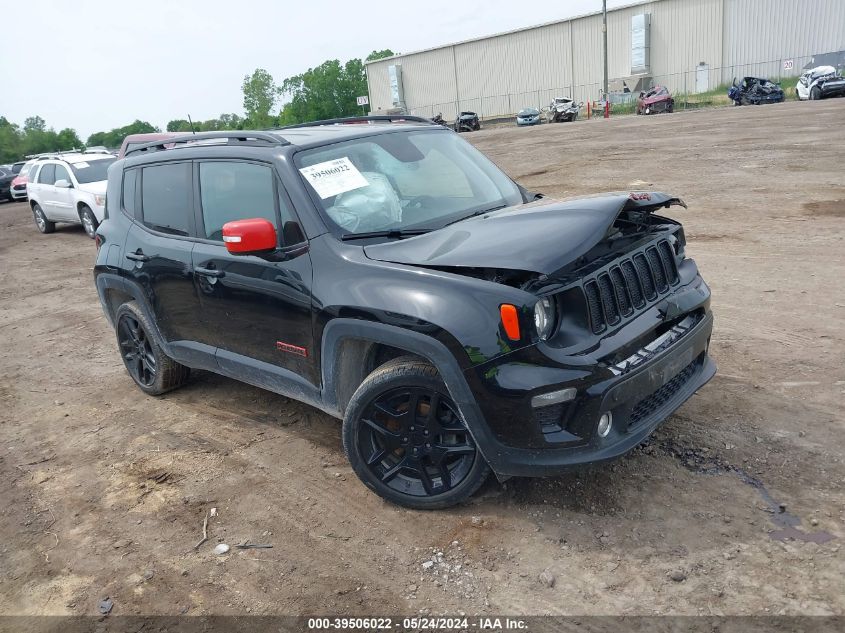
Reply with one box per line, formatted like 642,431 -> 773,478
584,239 -> 679,334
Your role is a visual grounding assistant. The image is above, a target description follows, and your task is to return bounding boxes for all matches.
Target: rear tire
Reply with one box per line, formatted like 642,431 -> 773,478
79,205 -> 98,239
342,356 -> 490,509
32,203 -> 55,234
114,302 -> 190,396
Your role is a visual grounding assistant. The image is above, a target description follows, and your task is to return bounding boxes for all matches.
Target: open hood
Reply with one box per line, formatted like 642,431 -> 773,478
364,192 -> 685,275
643,93 -> 671,105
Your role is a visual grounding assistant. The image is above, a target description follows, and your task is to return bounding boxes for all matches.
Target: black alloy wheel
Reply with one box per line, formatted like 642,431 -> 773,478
357,386 -> 477,498
118,313 -> 157,387
343,357 -> 489,509
113,302 -> 190,395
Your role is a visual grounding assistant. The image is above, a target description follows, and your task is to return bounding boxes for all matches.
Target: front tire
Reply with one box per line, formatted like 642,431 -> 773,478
32,203 -> 55,234
79,205 -> 98,239
114,302 -> 190,396
342,357 -> 490,509
810,86 -> 821,101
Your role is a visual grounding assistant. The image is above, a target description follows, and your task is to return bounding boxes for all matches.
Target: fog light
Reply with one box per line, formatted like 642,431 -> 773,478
597,412 -> 613,438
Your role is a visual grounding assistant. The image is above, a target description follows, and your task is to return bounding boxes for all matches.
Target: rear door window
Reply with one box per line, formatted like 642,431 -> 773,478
141,163 -> 192,236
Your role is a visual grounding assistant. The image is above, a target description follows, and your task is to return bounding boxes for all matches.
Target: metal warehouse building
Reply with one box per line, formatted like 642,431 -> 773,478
365,0 -> 845,120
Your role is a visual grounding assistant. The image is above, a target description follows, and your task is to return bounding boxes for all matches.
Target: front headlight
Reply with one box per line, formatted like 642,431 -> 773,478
534,297 -> 556,341
94,194 -> 106,207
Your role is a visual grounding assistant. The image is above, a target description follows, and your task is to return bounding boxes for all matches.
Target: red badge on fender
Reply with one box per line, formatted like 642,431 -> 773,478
276,341 -> 308,357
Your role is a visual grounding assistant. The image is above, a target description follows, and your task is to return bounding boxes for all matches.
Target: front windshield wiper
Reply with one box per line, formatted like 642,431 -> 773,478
443,204 -> 507,228
341,228 -> 431,241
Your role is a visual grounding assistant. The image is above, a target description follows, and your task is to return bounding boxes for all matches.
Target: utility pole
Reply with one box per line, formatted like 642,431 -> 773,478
602,0 -> 608,100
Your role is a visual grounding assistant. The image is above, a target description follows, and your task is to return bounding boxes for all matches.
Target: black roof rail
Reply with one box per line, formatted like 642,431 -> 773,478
277,114 -> 436,130
125,131 -> 290,157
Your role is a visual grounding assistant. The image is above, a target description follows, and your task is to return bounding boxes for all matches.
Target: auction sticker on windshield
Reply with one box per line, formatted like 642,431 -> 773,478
299,157 -> 369,199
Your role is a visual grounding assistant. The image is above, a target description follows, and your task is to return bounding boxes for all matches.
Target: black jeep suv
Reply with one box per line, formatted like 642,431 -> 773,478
94,119 -> 715,509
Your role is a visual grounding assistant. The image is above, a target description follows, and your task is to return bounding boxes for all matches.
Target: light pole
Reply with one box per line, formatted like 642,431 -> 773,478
602,0 -> 608,100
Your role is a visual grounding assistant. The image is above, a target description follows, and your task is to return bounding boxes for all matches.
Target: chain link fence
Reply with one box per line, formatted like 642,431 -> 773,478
404,54 -> 818,122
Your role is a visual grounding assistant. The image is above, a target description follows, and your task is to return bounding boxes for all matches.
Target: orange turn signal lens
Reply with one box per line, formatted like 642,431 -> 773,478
500,304 -> 521,340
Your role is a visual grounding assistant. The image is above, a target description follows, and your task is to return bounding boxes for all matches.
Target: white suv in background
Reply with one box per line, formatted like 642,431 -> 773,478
27,153 -> 116,238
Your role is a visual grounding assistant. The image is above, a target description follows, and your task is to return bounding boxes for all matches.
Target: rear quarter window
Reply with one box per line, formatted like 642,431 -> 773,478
122,169 -> 138,216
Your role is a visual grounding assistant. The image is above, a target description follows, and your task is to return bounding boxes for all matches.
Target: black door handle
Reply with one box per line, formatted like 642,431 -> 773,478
194,266 -> 225,278
126,251 -> 151,262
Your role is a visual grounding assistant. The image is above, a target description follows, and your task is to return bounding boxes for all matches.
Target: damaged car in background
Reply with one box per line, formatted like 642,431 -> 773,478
796,65 -> 845,100
636,86 -> 674,115
95,119 -> 715,510
728,76 -> 785,105
454,111 -> 481,132
547,97 -> 581,122
516,107 -> 542,126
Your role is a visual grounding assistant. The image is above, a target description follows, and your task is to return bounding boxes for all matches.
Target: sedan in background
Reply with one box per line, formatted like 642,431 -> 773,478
728,77 -> 785,106
796,65 -> 845,100
547,97 -> 581,122
516,107 -> 541,126
0,167 -> 14,201
637,86 -> 675,114
10,159 -> 41,201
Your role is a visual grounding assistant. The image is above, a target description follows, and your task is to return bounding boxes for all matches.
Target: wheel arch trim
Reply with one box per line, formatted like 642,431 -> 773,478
320,318 -> 499,468
96,273 -> 163,345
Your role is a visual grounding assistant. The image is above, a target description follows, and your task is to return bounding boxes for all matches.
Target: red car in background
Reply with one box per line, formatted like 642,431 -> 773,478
636,86 -> 675,115
9,159 -> 41,201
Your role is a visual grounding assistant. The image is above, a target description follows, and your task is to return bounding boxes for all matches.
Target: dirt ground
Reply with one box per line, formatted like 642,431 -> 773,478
1,100 -> 843,618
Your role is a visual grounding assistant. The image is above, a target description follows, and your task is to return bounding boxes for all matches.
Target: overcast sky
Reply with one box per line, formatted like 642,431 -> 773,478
0,0 -> 630,139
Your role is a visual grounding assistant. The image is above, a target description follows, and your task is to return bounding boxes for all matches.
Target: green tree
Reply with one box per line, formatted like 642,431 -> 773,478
218,113 -> 244,130
366,49 -> 395,62
0,115 -> 85,160
0,117 -> 23,162
24,115 -> 47,133
167,113 -> 244,133
242,68 -> 280,128
56,128 -> 82,150
278,50 -> 394,125
166,119 -> 192,132
86,120 -> 158,148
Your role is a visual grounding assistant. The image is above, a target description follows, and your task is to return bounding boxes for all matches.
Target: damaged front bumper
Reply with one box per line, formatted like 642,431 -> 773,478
461,277 -> 715,478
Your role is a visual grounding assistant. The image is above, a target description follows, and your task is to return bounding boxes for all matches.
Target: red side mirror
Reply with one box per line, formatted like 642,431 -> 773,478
222,218 -> 277,254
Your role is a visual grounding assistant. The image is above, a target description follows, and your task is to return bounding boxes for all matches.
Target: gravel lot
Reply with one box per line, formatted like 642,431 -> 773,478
1,100 -> 843,617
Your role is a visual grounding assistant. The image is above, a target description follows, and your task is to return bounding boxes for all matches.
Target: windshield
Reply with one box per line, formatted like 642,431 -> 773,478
70,158 -> 116,183
295,129 -> 522,235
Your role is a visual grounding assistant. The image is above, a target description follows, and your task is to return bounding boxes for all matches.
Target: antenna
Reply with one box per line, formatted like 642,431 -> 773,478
188,115 -> 196,134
